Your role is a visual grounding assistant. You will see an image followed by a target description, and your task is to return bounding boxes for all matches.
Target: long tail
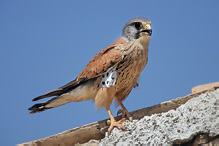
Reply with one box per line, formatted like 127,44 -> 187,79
32,78 -> 86,101
28,96 -> 66,114
29,79 -> 96,114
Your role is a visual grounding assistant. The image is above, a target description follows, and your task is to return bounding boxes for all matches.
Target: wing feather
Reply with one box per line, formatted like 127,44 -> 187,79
77,37 -> 127,79
32,37 -> 127,101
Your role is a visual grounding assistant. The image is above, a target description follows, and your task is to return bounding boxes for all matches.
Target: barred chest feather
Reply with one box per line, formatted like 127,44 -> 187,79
100,42 -> 148,95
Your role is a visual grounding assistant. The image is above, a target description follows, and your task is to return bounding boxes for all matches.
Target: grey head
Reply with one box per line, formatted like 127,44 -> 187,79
122,17 -> 152,41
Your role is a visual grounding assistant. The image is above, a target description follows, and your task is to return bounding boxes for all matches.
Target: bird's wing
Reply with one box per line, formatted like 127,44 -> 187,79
32,37 -> 127,101
77,37 -> 127,79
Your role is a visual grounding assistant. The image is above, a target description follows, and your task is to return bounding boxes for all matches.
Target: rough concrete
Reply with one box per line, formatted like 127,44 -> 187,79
99,89 -> 219,145
19,83 -> 219,146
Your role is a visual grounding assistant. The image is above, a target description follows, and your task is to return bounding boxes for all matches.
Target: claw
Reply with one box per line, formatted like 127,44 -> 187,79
117,109 -> 131,120
106,108 -> 128,132
107,118 -> 126,125
117,109 -> 123,116
108,118 -> 127,132
107,119 -> 111,125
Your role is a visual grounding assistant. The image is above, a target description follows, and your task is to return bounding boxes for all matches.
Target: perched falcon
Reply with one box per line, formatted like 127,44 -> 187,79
29,17 -> 152,132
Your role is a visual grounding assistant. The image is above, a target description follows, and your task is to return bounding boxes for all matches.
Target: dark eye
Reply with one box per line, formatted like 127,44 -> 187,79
134,22 -> 142,30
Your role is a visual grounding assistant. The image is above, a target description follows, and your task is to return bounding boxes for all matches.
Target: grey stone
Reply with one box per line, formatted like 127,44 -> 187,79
99,89 -> 219,145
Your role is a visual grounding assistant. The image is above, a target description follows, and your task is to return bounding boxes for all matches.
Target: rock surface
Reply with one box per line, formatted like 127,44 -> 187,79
19,83 -> 219,146
99,89 -> 219,145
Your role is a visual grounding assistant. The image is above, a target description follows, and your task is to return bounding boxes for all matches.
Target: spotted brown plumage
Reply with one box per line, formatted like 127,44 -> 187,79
29,17 -> 152,132
77,38 -> 126,79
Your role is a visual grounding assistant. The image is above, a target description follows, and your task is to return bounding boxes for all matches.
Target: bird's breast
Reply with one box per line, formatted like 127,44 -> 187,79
97,39 -> 149,100
114,42 -> 149,99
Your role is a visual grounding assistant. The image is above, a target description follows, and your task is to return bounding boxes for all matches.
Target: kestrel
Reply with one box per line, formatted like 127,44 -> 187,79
29,17 -> 152,132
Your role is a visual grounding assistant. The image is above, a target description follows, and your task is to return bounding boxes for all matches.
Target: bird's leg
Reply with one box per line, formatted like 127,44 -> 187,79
117,101 -> 132,120
106,107 -> 127,132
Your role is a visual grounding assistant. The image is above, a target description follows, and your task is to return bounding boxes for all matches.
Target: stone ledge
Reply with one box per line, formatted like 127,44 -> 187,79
192,82 -> 219,94
19,82 -> 219,146
99,88 -> 218,145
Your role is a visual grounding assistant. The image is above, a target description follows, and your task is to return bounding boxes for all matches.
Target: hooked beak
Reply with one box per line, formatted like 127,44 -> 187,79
141,23 -> 152,36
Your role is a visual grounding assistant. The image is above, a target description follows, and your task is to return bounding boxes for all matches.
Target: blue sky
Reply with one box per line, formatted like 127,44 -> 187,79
1,1 -> 218,145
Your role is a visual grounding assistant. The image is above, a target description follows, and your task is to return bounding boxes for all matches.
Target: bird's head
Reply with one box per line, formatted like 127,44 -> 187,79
122,17 -> 152,42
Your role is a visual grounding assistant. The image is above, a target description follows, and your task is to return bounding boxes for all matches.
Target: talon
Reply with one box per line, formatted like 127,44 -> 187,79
117,109 -> 123,116
107,118 -> 125,125
117,109 -> 130,119
107,119 -> 111,125
118,118 -> 126,124
108,119 -> 127,132
106,108 -> 127,133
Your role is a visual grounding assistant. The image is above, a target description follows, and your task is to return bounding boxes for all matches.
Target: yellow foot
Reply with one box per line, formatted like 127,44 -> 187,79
117,109 -> 132,120
107,118 -> 127,132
